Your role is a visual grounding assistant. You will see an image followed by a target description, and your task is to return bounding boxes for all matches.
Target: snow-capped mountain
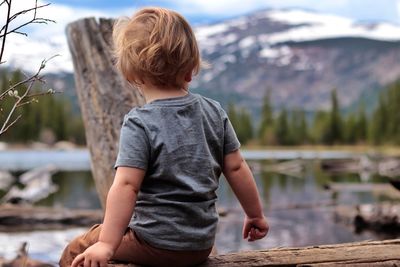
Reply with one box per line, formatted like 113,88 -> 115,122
4,8 -> 400,111
192,9 -> 400,111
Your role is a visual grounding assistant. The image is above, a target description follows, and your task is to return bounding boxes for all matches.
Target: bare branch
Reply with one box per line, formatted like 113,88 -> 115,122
0,114 -> 21,135
0,1 -> 56,136
16,98 -> 38,108
26,90 -> 60,99
0,55 -> 57,101
0,76 -> 35,101
0,3 -> 55,38
0,0 -> 12,64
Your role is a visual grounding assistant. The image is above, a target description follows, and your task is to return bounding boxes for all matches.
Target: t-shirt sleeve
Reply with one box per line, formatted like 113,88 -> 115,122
114,114 -> 150,170
221,108 -> 241,154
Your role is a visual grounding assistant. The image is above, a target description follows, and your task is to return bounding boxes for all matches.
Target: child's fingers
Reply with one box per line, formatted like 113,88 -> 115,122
257,228 -> 268,238
248,228 -> 267,242
71,254 -> 84,267
242,223 -> 252,239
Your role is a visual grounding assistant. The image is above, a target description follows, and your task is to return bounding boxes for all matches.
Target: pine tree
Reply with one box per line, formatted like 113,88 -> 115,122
227,103 -> 253,145
275,109 -> 291,145
258,89 -> 275,145
328,89 -> 343,144
344,114 -> 357,144
289,109 -> 308,145
369,94 -> 388,145
311,110 -> 330,144
354,104 -> 368,143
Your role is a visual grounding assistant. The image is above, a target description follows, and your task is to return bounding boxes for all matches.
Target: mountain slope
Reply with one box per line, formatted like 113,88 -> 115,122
192,9 -> 400,112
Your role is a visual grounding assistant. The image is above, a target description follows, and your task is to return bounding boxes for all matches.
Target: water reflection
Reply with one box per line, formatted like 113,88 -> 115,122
36,171 -> 101,210
1,159 -> 399,262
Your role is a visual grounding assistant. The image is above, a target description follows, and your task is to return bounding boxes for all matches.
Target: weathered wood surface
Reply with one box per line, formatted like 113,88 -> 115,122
105,239 -> 400,267
0,204 -> 102,231
66,17 -> 144,208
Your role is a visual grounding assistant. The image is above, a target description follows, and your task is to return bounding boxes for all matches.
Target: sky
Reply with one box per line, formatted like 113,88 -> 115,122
48,0 -> 400,25
2,0 -> 400,73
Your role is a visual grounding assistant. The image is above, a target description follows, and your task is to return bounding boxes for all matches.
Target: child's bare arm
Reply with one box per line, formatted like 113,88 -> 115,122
223,149 -> 269,241
71,166 -> 145,267
99,166 -> 145,248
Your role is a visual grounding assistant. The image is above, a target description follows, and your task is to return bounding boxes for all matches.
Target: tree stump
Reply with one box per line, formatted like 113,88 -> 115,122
66,18 -> 144,208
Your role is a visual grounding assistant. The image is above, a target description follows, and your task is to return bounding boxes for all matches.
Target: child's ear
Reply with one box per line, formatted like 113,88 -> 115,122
184,72 -> 192,82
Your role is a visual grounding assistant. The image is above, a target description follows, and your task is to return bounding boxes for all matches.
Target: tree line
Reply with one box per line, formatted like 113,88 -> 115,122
229,80 -> 400,146
2,68 -> 400,147
0,70 -> 85,145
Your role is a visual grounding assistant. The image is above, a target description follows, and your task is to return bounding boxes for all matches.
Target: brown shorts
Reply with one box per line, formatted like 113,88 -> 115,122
59,224 -> 212,267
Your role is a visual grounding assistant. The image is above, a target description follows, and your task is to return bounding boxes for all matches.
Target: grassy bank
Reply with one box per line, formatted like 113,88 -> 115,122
242,144 -> 400,156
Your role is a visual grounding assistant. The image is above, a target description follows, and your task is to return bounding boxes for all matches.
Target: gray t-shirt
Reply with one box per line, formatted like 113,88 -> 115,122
114,92 -> 240,251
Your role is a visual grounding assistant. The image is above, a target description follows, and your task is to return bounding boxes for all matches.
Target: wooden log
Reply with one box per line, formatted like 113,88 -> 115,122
335,203 -> 400,235
327,183 -> 400,200
105,239 -> 400,267
0,205 -> 229,231
66,18 -> 145,209
0,204 -> 102,231
0,242 -> 53,267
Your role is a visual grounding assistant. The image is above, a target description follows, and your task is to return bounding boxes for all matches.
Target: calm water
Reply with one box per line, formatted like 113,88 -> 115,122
0,157 -> 399,264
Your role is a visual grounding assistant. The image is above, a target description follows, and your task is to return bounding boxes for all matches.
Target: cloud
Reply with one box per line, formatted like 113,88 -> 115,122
170,0 -> 350,17
397,0 -> 400,21
1,0 -> 134,73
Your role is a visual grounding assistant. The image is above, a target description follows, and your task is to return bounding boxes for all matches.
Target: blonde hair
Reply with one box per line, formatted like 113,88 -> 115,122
112,7 -> 201,88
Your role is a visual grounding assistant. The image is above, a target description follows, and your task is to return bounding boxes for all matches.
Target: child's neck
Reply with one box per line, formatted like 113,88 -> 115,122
141,83 -> 189,104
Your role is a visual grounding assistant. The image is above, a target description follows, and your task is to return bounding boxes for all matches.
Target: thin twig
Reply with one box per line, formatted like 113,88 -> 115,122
0,3 -> 55,38
0,55 -> 57,100
0,0 -> 11,64
0,55 -> 57,135
16,99 -> 37,108
0,114 -> 21,134
0,76 -> 35,100
26,90 -> 60,98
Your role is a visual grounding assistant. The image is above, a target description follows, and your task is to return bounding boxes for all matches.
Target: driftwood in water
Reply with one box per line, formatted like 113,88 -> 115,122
263,159 -> 306,178
0,204 -> 102,231
335,203 -> 400,236
105,239 -> 400,267
321,156 -> 400,178
66,18 -> 145,208
327,182 -> 400,200
1,165 -> 58,204
0,242 -> 53,267
0,171 -> 14,191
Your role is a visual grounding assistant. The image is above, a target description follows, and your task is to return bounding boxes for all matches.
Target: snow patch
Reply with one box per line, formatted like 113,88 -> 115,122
195,23 -> 229,41
220,33 -> 239,46
239,36 -> 257,49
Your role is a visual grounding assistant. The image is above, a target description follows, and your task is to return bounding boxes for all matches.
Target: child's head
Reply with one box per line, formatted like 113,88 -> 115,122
113,7 -> 200,89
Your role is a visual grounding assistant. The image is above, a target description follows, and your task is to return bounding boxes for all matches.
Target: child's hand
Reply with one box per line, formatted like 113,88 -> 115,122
243,216 -> 269,242
71,241 -> 114,267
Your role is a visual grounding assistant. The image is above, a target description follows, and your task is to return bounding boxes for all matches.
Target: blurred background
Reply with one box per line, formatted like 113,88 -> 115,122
1,0 -> 400,265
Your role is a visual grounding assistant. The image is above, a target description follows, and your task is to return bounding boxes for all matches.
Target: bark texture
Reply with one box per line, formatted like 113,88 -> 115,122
66,18 -> 145,208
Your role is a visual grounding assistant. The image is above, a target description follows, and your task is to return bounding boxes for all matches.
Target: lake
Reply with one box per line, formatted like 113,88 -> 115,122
0,150 -> 399,264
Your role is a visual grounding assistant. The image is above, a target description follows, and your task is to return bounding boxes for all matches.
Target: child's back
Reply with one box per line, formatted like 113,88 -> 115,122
116,93 -> 240,250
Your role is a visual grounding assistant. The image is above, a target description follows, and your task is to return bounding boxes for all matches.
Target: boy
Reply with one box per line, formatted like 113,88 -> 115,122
60,7 -> 268,267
